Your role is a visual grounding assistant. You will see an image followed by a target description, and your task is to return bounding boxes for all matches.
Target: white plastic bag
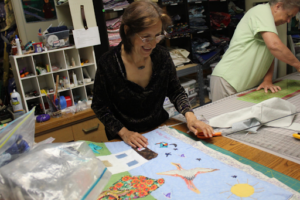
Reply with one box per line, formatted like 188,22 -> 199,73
0,108 -> 35,167
0,141 -> 111,200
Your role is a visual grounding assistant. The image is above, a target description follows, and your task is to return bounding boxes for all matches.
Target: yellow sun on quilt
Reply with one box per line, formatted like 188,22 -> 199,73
220,179 -> 264,199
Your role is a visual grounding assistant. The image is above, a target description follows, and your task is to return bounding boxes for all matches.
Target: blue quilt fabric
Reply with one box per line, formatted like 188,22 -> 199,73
105,129 -> 293,200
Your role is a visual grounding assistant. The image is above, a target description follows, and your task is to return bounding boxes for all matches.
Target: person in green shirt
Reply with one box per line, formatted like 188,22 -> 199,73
211,0 -> 300,102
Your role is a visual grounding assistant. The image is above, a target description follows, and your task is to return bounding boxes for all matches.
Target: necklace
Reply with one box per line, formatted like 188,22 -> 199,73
138,66 -> 145,70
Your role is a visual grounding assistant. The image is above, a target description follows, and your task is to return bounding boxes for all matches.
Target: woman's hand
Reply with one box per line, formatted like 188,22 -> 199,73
118,127 -> 148,148
257,81 -> 281,93
185,112 -> 214,138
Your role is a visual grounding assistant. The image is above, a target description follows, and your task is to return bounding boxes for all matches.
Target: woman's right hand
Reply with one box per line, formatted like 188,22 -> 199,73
118,127 -> 148,148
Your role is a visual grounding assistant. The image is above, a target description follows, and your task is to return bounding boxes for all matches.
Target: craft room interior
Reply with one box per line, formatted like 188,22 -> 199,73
0,0 -> 300,199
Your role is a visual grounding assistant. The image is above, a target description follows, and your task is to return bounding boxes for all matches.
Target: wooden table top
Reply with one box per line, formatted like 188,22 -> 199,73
112,118 -> 300,181
35,109 -> 96,135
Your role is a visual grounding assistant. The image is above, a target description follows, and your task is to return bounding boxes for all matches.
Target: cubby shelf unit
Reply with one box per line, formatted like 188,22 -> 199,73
10,46 -> 97,113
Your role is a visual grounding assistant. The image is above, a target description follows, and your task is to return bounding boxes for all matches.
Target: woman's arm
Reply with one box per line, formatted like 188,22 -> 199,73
91,60 -> 124,139
165,53 -> 214,137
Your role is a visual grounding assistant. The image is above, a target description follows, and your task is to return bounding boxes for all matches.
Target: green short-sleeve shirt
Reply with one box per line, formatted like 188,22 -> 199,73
212,3 -> 278,93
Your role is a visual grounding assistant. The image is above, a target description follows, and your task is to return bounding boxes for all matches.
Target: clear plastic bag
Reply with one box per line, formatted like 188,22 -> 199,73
0,108 -> 35,167
0,141 -> 111,200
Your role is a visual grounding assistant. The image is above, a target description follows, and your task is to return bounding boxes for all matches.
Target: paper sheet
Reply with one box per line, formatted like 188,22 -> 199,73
73,26 -> 101,49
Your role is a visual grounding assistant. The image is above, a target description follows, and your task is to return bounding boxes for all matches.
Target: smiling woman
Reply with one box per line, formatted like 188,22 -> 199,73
92,0 -> 215,148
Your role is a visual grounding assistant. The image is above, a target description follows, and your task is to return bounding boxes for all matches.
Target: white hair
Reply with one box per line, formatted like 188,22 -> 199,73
269,0 -> 300,9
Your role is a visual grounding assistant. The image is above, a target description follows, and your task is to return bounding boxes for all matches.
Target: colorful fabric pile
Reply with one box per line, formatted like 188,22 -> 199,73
103,0 -> 129,10
106,16 -> 122,47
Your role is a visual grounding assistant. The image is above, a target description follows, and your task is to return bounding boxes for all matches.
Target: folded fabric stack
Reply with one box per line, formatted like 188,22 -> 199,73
189,6 -> 205,19
210,12 -> 231,29
103,0 -> 129,10
211,35 -> 230,44
192,38 -> 219,65
169,48 -> 191,67
189,18 -> 208,31
106,16 -> 122,47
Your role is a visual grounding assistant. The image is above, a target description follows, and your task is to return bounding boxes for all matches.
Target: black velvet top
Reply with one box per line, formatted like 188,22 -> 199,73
92,43 -> 193,140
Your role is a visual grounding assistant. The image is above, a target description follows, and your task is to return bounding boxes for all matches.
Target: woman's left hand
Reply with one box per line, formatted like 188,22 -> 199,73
185,112 -> 214,138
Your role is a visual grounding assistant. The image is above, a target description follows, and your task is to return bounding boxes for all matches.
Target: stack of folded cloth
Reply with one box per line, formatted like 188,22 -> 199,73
189,6 -> 205,18
169,48 -> 191,67
103,0 -> 129,10
106,16 -> 122,47
189,18 -> 208,32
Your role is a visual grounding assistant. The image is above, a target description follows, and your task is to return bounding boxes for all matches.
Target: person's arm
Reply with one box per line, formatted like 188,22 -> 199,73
91,60 -> 124,139
165,52 -> 214,137
261,32 -> 300,71
256,59 -> 281,93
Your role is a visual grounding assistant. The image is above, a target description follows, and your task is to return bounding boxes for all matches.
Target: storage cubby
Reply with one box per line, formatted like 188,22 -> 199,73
72,87 -> 87,104
16,56 -> 36,76
68,68 -> 83,88
85,85 -> 94,101
38,75 -> 55,94
33,54 -> 50,71
27,97 -> 44,115
22,78 -> 40,100
78,47 -> 96,66
64,48 -> 80,68
10,46 -> 97,113
82,65 -> 96,80
49,51 -> 67,70
53,71 -> 70,92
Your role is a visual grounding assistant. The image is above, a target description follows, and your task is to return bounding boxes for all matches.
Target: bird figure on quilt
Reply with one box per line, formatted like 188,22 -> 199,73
157,162 -> 219,194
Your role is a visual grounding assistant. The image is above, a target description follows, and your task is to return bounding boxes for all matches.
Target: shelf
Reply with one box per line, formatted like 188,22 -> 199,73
10,46 -> 97,113
25,96 -> 40,101
176,63 -> 198,77
85,81 -> 94,86
21,76 -> 36,80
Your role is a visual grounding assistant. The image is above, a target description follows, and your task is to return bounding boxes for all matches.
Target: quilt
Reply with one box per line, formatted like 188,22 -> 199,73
92,127 -> 299,200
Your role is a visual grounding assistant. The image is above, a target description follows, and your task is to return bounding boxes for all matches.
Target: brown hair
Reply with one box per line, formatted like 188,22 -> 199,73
119,0 -> 172,53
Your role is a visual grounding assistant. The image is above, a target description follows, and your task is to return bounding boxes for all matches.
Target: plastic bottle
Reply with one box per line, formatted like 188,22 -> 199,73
15,35 -> 22,55
72,71 -> 78,86
63,77 -> 70,89
10,90 -> 24,112
71,57 -> 76,67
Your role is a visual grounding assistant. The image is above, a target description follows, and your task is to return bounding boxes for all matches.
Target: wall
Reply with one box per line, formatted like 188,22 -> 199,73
11,1 -> 58,44
245,0 -> 287,78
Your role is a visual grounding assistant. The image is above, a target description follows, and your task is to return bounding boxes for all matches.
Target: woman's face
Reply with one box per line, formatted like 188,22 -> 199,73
273,3 -> 299,26
131,20 -> 163,58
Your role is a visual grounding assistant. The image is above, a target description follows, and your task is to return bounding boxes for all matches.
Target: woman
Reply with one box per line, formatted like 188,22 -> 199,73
92,0 -> 214,148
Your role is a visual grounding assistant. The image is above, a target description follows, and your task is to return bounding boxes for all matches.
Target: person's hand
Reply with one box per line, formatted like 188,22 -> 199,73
256,81 -> 281,93
118,127 -> 148,148
185,112 -> 214,138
